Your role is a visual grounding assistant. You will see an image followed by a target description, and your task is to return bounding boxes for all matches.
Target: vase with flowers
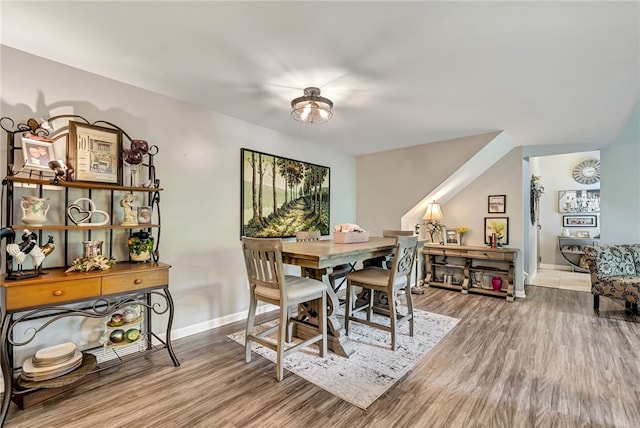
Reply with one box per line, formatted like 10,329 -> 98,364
128,230 -> 154,262
456,226 -> 469,246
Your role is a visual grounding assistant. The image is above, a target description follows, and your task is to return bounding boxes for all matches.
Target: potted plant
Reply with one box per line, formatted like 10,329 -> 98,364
128,230 -> 154,262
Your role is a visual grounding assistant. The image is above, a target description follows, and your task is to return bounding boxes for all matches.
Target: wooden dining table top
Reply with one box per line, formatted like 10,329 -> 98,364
281,236 -> 397,270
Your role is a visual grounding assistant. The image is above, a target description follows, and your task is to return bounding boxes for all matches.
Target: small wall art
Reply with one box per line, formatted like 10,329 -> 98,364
563,215 -> 597,227
484,217 -> 509,245
558,189 -> 600,213
488,195 -> 506,213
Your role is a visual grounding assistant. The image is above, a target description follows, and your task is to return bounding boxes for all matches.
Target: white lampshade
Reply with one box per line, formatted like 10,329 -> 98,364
422,201 -> 443,221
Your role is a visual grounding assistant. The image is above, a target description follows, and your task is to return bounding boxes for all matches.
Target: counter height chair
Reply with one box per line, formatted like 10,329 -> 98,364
295,231 -> 353,294
242,237 -> 327,381
345,235 -> 418,351
363,229 -> 415,268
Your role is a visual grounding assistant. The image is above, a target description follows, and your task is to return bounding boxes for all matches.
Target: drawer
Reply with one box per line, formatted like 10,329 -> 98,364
5,278 -> 101,310
423,248 -> 461,257
465,250 -> 511,261
102,269 -> 169,295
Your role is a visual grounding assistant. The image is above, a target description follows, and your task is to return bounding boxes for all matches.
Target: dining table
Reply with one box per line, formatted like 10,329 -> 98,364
281,236 -> 397,358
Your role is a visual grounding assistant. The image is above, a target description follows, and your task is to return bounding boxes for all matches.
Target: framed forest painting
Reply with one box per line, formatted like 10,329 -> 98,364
241,148 -> 330,238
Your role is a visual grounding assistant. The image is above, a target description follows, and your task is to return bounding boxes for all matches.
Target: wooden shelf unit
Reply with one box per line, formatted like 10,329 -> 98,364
422,244 -> 519,301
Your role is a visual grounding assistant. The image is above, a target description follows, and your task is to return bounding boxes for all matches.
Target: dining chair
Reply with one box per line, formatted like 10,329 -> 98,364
242,236 -> 327,381
345,235 -> 419,351
363,229 -> 414,268
295,231 -> 353,293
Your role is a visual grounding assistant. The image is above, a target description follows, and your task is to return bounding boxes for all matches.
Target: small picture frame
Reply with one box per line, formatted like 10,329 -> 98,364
137,206 -> 152,224
21,134 -> 56,171
488,195 -> 506,213
563,215 -> 597,227
484,217 -> 509,245
576,230 -> 591,238
68,121 -> 123,185
443,228 -> 460,245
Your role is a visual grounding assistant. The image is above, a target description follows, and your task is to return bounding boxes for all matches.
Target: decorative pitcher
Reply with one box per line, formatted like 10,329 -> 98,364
20,196 -> 50,226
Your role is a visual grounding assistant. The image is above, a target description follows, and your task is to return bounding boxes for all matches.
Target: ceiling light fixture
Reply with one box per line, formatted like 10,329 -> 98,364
291,87 -> 333,124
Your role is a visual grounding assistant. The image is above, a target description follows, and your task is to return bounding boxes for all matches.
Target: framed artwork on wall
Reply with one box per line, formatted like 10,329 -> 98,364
563,215 -> 597,227
484,217 -> 509,245
68,121 -> 123,185
488,195 -> 506,213
558,189 -> 600,213
241,148 -> 330,238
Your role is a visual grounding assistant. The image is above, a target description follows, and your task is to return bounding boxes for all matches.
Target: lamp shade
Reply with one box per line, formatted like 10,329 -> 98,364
422,201 -> 443,221
291,87 -> 333,124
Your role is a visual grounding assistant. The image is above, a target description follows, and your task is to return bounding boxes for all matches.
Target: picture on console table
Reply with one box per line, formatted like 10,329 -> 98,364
68,121 -> 123,185
563,215 -> 597,227
484,217 -> 509,246
241,148 -> 330,238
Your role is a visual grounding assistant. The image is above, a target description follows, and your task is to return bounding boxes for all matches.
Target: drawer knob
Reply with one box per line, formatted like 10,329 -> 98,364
134,279 -> 142,284
53,290 -> 63,296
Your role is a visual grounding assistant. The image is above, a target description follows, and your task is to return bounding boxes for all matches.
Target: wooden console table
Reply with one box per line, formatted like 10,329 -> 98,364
422,244 -> 518,301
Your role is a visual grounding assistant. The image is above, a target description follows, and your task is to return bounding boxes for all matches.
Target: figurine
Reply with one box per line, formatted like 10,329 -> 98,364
120,194 -> 138,226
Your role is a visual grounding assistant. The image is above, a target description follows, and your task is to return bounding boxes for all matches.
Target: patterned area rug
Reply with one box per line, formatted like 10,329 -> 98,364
228,308 -> 459,409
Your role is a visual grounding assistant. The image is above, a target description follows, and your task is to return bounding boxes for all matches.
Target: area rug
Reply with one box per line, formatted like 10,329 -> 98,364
227,308 -> 459,409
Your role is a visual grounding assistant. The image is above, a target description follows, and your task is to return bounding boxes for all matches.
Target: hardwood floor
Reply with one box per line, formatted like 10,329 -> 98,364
4,286 -> 640,427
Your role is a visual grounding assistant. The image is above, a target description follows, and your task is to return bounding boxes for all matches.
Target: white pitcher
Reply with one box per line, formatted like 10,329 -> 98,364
20,196 -> 50,226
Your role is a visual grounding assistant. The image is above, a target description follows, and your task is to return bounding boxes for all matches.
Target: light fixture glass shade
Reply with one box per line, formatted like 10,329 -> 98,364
422,201 -> 444,221
291,87 -> 333,124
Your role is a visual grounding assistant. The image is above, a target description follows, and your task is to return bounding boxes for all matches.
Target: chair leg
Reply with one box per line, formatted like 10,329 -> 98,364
405,285 -> 414,338
593,294 -> 600,310
276,306 -> 288,381
366,289 -> 374,321
319,293 -> 327,358
345,280 -> 352,334
245,294 -> 258,363
389,290 -> 397,351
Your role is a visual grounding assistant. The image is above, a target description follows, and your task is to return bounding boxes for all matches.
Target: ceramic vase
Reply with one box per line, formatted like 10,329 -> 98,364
491,276 -> 503,291
20,196 -> 50,226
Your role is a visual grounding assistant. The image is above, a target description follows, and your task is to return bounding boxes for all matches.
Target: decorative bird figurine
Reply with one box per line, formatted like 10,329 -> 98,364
6,229 -> 45,271
40,235 -> 56,257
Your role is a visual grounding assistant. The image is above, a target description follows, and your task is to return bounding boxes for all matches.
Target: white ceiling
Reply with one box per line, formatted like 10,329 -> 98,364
2,1 -> 638,156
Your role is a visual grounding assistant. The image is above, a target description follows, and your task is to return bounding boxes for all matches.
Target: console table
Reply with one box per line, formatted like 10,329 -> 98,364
558,236 -> 600,272
422,244 -> 518,301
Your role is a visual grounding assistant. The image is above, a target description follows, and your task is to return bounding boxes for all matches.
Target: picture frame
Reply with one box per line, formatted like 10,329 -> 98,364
488,195 -> 506,213
563,215 -> 597,227
558,189 -> 600,213
484,217 -> 509,245
443,228 -> 460,245
21,134 -> 56,171
68,121 -> 123,185
241,148 -> 330,238
137,206 -> 152,224
576,230 -> 591,238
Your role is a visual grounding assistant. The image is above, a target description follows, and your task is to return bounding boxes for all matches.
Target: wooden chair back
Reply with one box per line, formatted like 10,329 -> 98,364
387,235 -> 419,287
382,229 -> 414,237
295,230 -> 321,241
242,237 -> 284,301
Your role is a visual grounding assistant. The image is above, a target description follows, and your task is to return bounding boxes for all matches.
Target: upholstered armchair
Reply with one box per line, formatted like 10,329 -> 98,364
583,244 -> 640,312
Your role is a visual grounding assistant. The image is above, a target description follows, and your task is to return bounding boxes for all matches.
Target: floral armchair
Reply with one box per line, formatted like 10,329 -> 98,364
583,244 -> 640,311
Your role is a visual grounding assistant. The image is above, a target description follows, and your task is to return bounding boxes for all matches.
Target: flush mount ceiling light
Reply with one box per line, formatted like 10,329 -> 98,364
291,87 -> 333,124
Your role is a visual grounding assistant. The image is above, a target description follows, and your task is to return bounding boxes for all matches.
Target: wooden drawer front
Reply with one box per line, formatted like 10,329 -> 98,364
465,250 -> 510,261
424,248 -> 461,257
102,269 -> 169,295
5,278 -> 101,310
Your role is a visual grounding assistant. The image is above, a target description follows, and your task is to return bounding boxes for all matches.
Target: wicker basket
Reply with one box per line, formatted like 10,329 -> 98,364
334,231 -> 370,244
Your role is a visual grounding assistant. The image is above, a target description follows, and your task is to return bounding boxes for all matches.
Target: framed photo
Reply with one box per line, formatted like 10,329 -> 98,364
558,189 -> 600,213
576,230 -> 591,238
68,121 -> 123,185
563,215 -> 597,227
488,195 -> 506,213
484,217 -> 509,245
241,148 -> 330,238
21,134 -> 56,171
137,206 -> 152,224
443,228 -> 460,245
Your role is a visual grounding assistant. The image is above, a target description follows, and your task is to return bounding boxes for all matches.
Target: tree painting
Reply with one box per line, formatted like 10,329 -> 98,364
241,148 -> 330,238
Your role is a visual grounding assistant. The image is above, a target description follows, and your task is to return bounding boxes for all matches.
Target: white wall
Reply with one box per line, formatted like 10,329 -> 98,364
536,151 -> 601,268
0,46 -> 357,347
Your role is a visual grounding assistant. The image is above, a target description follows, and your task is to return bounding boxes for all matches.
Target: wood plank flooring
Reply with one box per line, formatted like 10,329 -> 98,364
3,285 -> 639,427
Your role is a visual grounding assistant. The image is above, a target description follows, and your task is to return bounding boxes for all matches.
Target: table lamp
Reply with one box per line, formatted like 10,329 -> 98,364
422,201 -> 444,243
